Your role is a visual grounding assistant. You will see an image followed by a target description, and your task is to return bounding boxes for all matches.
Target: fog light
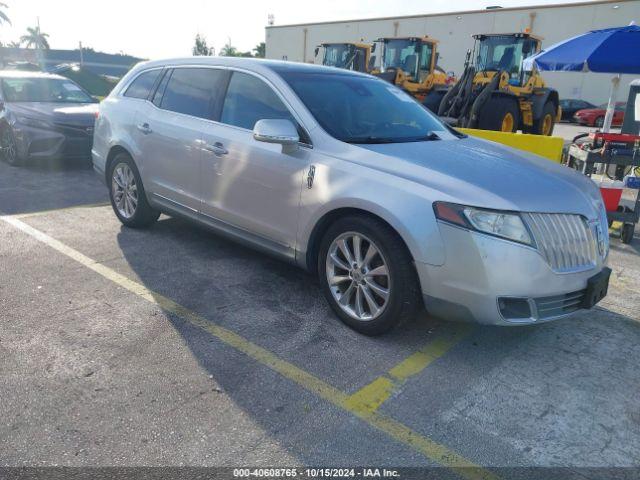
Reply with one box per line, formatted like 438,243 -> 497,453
498,297 -> 532,319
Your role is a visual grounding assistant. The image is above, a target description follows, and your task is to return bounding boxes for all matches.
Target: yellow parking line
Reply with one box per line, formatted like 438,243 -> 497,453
12,202 -> 110,219
1,215 -> 498,480
345,324 -> 472,414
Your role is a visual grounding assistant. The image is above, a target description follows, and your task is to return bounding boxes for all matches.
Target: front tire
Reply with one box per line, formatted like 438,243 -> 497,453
423,90 -> 446,113
477,96 -> 520,133
108,152 -> 159,228
318,216 -> 422,336
1,126 -> 22,166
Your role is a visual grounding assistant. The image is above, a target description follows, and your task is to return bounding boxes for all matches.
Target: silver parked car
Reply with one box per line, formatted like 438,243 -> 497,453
92,57 -> 611,335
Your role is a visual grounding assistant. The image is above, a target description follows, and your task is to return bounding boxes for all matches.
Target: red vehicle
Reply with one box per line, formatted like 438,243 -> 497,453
573,101 -> 626,128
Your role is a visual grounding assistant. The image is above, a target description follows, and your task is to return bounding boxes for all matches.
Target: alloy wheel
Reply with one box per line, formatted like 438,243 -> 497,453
1,129 -> 17,164
111,162 -> 138,219
325,232 -> 390,321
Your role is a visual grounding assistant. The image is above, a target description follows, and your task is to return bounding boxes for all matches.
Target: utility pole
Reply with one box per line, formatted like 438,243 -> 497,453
79,41 -> 84,66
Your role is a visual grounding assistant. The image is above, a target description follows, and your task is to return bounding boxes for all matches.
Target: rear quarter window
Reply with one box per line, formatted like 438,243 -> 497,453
123,69 -> 162,100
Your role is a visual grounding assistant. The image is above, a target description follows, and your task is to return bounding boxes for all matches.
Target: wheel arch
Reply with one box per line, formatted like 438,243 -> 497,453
303,206 -> 416,275
104,145 -> 135,184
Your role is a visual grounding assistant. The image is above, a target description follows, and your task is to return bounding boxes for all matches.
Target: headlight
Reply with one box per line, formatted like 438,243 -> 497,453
434,202 -> 533,246
16,115 -> 52,129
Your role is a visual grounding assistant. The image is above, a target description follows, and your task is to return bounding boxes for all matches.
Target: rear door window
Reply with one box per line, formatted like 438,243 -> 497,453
159,67 -> 227,120
123,69 -> 162,100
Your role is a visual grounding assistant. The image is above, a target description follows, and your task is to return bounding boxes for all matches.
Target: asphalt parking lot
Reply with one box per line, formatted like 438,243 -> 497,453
1,158 -> 639,479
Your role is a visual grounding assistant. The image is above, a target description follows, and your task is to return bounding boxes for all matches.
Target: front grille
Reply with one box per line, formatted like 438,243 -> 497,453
534,289 -> 586,319
523,213 -> 597,273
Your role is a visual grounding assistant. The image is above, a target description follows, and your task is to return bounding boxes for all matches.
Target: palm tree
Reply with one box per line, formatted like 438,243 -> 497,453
8,40 -> 20,48
20,26 -> 50,50
253,42 -> 265,58
219,40 -> 238,57
0,3 -> 11,26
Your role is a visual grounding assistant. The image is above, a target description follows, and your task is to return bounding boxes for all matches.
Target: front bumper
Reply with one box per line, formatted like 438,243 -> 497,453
416,222 -> 607,326
13,123 -> 93,161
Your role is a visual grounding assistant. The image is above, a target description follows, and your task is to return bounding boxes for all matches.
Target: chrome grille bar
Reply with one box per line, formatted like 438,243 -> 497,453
523,213 -> 598,273
534,289 -> 586,319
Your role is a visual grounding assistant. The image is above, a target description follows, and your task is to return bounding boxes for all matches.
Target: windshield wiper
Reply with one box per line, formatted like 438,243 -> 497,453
344,136 -> 398,144
419,131 -> 441,141
345,132 -> 442,144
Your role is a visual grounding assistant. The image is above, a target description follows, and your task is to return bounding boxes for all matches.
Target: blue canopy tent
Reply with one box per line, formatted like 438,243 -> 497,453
523,23 -> 640,132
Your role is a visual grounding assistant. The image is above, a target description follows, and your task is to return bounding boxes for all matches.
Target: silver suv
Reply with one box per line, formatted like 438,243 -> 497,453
93,57 -> 610,335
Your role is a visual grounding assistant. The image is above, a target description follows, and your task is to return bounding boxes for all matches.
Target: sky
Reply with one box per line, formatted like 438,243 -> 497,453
0,0 -> 593,59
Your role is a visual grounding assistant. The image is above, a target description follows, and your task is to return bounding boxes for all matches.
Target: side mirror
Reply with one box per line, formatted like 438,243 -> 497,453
314,47 -> 319,57
371,43 -> 377,53
253,119 -> 299,145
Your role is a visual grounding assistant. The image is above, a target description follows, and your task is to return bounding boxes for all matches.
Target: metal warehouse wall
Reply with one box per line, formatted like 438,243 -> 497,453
265,0 -> 640,105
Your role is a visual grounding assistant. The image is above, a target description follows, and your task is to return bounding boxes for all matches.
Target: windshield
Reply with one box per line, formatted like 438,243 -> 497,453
475,36 -> 537,82
383,39 -> 433,82
279,71 -> 458,144
323,45 -> 355,69
1,77 -> 94,103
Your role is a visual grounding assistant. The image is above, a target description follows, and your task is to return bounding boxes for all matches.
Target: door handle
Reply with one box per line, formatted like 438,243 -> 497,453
203,142 -> 228,156
137,123 -> 152,135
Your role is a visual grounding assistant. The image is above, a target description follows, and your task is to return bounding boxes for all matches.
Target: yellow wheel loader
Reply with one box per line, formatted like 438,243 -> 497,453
437,32 -> 560,135
314,43 -> 373,73
371,36 -> 452,112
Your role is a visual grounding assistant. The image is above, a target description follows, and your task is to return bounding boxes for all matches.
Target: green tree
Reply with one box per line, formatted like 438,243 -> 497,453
8,40 -> 20,48
219,40 -> 238,57
0,3 -> 11,26
192,33 -> 213,56
253,42 -> 265,58
20,26 -> 50,50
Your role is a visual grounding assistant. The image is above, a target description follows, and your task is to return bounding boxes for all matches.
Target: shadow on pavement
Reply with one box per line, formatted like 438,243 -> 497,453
0,158 -> 108,216
114,215 -> 640,469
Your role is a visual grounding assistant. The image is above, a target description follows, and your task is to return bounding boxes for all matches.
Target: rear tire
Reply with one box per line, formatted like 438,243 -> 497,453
318,215 -> 422,336
108,152 -> 160,228
0,126 -> 22,166
531,101 -> 557,136
477,96 -> 520,133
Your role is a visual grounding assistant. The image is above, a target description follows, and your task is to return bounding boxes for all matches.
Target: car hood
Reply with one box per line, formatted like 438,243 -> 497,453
9,102 -> 98,127
351,136 -> 603,219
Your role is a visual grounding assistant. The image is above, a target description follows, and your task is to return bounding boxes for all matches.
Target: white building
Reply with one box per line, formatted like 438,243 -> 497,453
265,0 -> 640,105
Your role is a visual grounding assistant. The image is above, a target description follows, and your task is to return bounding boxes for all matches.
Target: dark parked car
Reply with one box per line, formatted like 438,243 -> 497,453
559,98 -> 597,122
0,71 -> 98,166
574,102 -> 626,128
